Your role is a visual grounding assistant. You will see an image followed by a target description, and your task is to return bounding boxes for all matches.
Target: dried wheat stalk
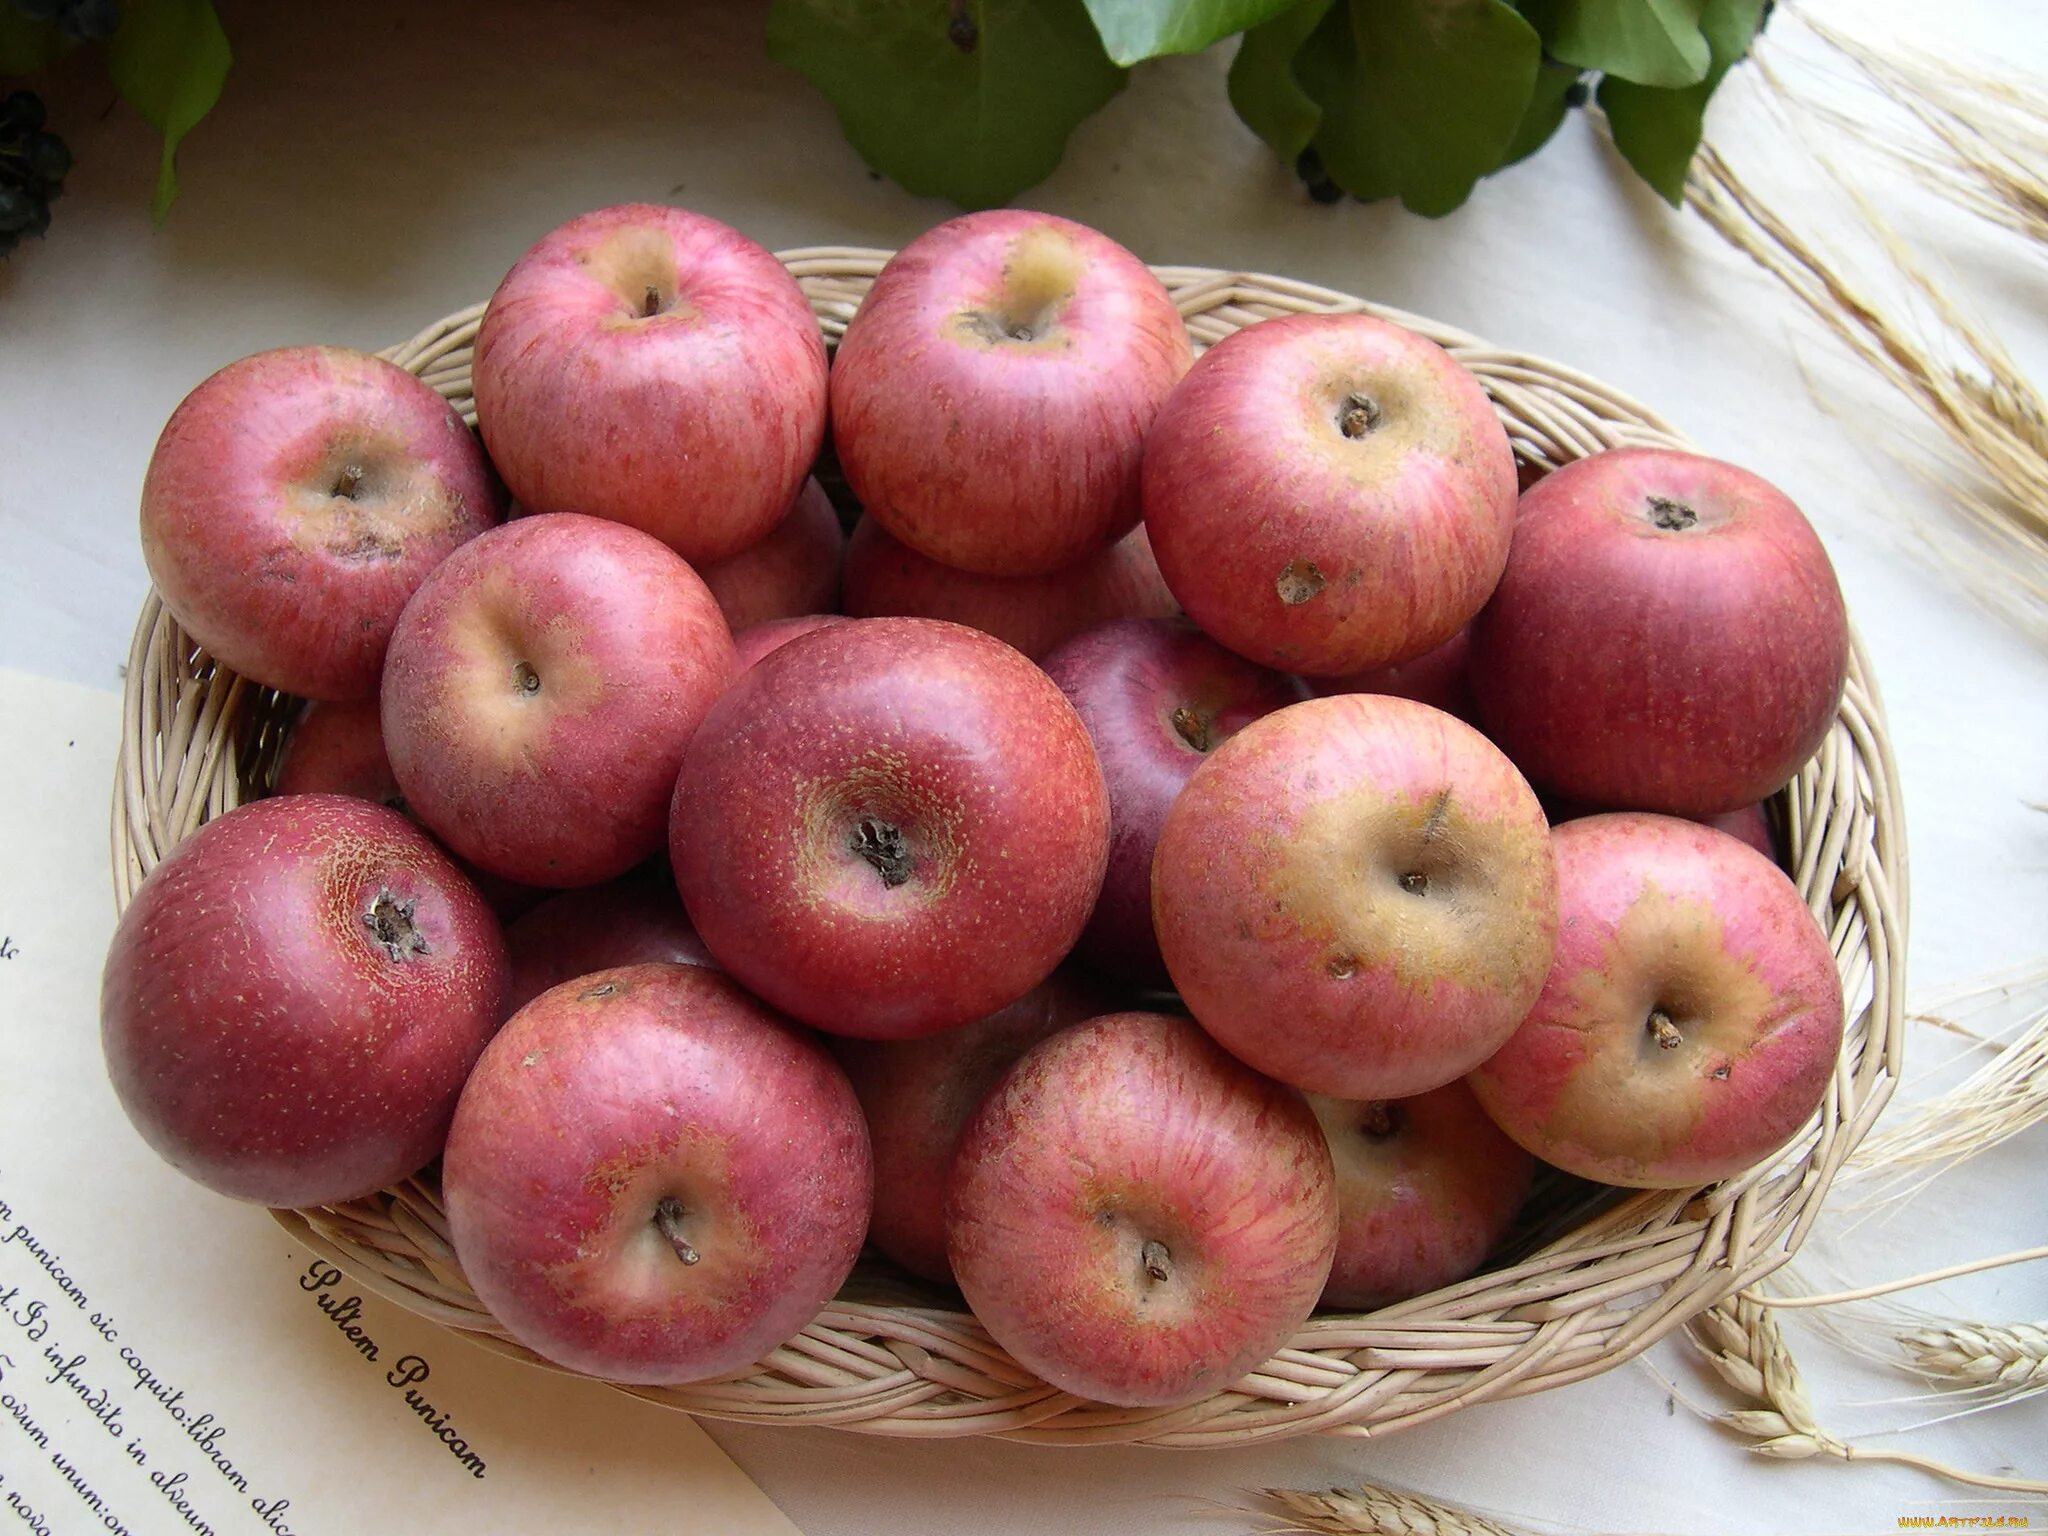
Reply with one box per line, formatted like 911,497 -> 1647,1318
1250,1483 -> 1527,1536
1840,964 -> 2048,1200
1904,1323 -> 2048,1394
1796,13 -> 2048,246
1685,1294 -> 2048,1493
1686,127 -> 2048,643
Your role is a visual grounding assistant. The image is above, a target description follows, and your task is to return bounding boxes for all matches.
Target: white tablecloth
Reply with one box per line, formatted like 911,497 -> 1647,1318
3,1 -> 2042,1530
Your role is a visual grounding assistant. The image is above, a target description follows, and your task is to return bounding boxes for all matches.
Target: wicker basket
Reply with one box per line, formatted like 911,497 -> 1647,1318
111,251 -> 1909,1445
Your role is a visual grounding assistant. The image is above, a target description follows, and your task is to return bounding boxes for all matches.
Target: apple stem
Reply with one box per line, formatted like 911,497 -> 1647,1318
1649,1010 -> 1683,1050
641,285 -> 662,318
1141,1239 -> 1172,1283
1647,496 -> 1699,531
1170,706 -> 1212,752
362,890 -> 429,962
654,1197 -> 701,1266
332,464 -> 363,499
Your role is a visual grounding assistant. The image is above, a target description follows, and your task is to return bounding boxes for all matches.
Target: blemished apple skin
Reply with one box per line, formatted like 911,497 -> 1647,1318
141,345 -> 502,700
1308,1082 -> 1534,1310
1154,693 -> 1558,1100
832,970 -> 1112,1283
381,513 -> 736,888
671,617 -> 1110,1038
101,794 -> 507,1209
1142,313 -> 1516,677
502,872 -> 716,1016
831,209 -> 1193,577
697,477 -> 844,632
1470,447 -> 1849,816
1039,617 -> 1306,985
946,1011 -> 1338,1408
841,516 -> 1178,661
473,203 -> 827,562
443,963 -> 871,1386
1468,813 -> 1845,1190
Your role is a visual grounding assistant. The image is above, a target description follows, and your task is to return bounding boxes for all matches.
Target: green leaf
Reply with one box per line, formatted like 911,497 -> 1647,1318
106,0 -> 231,222
1225,0 -> 1334,161
1082,0 -> 1301,64
0,13 -> 69,73
1525,0 -> 1709,88
1297,0 -> 1541,217
1600,0 -> 1763,203
767,0 -> 1125,209
1499,56 -> 1583,168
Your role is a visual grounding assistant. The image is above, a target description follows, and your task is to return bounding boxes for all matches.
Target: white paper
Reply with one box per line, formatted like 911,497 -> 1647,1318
0,666 -> 803,1536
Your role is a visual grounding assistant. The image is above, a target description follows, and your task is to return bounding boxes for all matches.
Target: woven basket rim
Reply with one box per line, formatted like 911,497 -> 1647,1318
109,249 -> 1908,1446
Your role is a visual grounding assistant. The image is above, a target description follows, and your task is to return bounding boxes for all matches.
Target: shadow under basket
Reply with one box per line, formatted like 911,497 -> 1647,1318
110,253 -> 1909,1446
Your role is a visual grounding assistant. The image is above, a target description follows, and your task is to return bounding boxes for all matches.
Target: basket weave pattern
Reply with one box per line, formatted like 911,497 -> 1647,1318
111,251 -> 1908,1444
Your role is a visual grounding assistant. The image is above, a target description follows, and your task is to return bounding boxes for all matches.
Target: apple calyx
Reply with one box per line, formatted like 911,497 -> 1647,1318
363,890 -> 430,961
1397,871 -> 1429,895
1140,1238 -> 1173,1283
1337,394 -> 1384,439
1170,705 -> 1212,753
1647,1009 -> 1683,1051
850,816 -> 913,887
331,463 -> 365,499
1647,496 -> 1699,532
1359,1101 -> 1402,1140
653,1195 -> 702,1266
513,660 -> 541,696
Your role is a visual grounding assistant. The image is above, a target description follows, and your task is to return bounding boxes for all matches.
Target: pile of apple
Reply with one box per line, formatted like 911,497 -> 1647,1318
101,204 -> 1853,1411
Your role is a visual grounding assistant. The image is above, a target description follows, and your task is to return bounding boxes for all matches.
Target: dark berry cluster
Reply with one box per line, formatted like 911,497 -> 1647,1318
0,90 -> 70,257
14,0 -> 121,42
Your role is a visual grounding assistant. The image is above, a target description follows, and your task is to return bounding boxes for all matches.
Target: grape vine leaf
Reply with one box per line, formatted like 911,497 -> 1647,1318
767,0 -> 1125,209
1498,56 -> 1584,168
0,12 -> 69,74
1082,0 -> 1301,65
106,0 -> 231,222
1297,0 -> 1541,216
1600,0 -> 1764,203
1225,0 -> 1334,161
1518,0 -> 1709,88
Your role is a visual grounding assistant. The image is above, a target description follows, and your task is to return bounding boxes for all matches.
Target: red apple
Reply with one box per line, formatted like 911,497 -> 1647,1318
141,346 -> 502,700
841,516 -> 1178,661
732,613 -> 849,670
101,795 -> 506,1207
833,970 -> 1111,1284
382,513 -> 736,888
670,618 -> 1110,1038
1469,813 -> 1844,1189
1469,448 -> 1849,815
1310,625 -> 1478,723
503,871 -> 716,1016
1039,618 -> 1307,986
831,210 -> 1192,576
272,699 -> 546,918
274,698 -> 406,807
696,477 -> 845,632
1143,313 -> 1516,676
443,963 -> 870,1384
473,204 -> 827,562
1308,1082 -> 1533,1310
1154,694 -> 1557,1100
1548,793 -> 1781,868
947,1011 -> 1337,1407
